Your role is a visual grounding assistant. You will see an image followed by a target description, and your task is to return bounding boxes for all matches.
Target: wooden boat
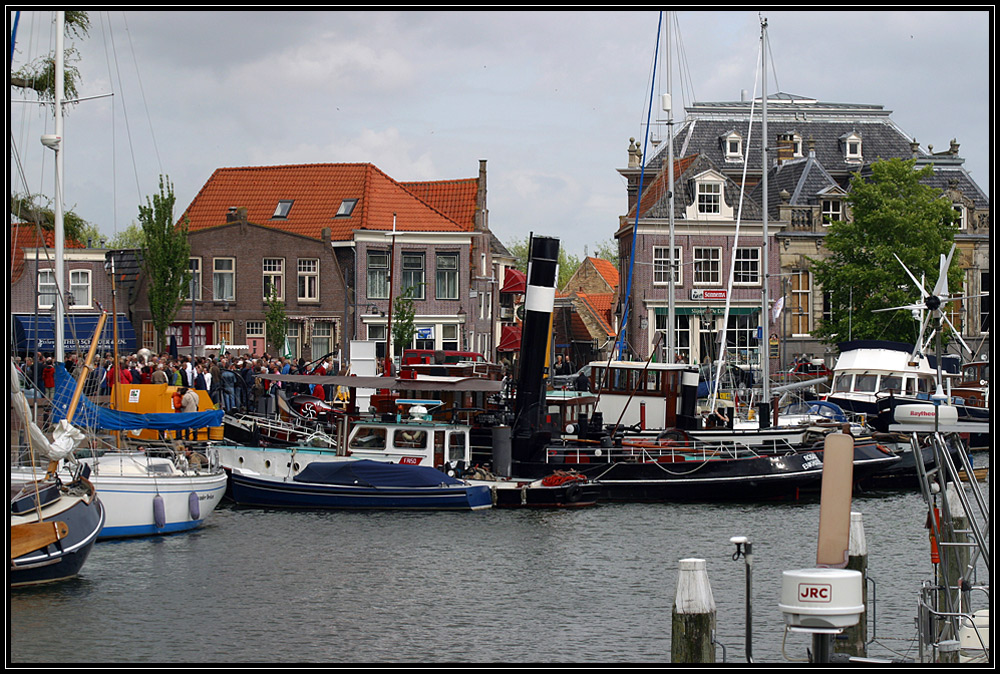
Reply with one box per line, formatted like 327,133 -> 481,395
229,460 -> 492,511
10,469 -> 105,588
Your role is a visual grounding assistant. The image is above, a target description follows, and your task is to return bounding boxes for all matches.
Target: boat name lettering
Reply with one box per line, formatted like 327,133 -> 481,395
399,457 -> 423,465
801,453 -> 822,470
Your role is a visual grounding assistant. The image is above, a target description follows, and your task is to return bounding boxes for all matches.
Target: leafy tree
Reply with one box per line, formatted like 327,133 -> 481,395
107,222 -> 145,249
811,158 -> 959,345
391,285 -> 418,357
10,11 -> 90,103
139,176 -> 191,352
592,238 -> 620,269
265,288 -> 288,356
504,235 -> 583,289
10,191 -> 94,245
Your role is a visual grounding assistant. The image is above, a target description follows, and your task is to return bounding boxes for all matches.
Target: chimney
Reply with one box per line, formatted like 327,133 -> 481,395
776,133 -> 795,164
627,138 -> 642,168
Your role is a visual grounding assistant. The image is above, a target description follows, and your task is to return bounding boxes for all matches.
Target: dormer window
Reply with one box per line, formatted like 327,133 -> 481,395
841,132 -> 862,162
686,169 -> 733,221
698,182 -> 722,215
336,199 -> 358,217
272,200 -> 293,219
724,131 -> 743,160
792,133 -> 803,157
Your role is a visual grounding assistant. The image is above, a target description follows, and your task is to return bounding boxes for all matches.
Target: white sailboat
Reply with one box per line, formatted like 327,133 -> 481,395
11,10 -> 227,539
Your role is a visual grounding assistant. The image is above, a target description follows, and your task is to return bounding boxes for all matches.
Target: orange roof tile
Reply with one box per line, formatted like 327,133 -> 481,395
627,154 -> 700,219
9,224 -> 85,285
401,178 -> 479,230
181,163 -> 472,241
577,292 -> 616,336
587,257 -> 620,289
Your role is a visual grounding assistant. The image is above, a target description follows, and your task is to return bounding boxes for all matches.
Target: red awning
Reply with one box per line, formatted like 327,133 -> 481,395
501,268 -> 526,294
497,325 -> 522,352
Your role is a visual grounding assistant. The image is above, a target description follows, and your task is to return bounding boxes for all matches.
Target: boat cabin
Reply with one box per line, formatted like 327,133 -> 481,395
345,401 -> 473,469
578,360 -> 694,431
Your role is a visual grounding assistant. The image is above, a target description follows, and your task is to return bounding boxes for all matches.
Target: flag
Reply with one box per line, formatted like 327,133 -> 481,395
219,338 -> 227,356
282,337 -> 293,359
772,296 -> 785,323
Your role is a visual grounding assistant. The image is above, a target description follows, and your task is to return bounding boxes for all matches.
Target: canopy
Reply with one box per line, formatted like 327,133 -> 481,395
293,460 -> 463,487
497,324 -> 522,352
501,268 -> 526,294
12,313 -> 137,354
49,362 -> 223,431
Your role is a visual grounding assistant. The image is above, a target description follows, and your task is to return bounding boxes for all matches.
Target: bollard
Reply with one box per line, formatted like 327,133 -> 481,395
938,639 -> 960,664
672,558 -> 716,663
836,512 -> 868,658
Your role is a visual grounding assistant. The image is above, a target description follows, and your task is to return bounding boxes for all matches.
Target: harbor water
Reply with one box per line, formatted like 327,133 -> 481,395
9,478 -> 989,664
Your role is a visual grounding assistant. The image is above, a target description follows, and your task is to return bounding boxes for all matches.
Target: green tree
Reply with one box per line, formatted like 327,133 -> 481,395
10,11 -> 90,103
107,222 -> 145,249
265,288 -> 288,356
593,238 -> 620,269
10,191 -> 95,245
391,285 -> 418,357
811,158 -> 960,345
504,235 -> 582,289
139,176 -> 191,352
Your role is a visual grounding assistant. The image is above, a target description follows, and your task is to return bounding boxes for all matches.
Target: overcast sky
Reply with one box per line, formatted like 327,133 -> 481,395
9,9 -> 991,258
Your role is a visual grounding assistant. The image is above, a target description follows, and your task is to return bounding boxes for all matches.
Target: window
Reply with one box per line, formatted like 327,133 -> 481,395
367,251 -> 389,299
246,321 -> 265,338
953,205 -> 966,230
402,253 -> 425,299
70,269 -> 91,307
218,321 -> 234,346
414,325 -> 434,350
654,311 -> 691,364
842,132 -> 862,162
724,132 -> 742,160
263,258 -> 284,300
213,257 -> 235,301
693,247 -> 722,285
286,323 -> 300,358
298,259 -> 319,302
441,324 -> 459,351
312,321 -> 333,356
733,248 -> 760,286
142,321 -> 156,350
435,253 -> 459,300
37,269 -> 57,308
697,182 -> 722,215
185,258 -> 202,301
336,199 -> 357,217
272,200 -> 293,219
723,314 -> 758,363
653,247 -> 682,285
790,269 -> 811,335
822,199 -> 842,225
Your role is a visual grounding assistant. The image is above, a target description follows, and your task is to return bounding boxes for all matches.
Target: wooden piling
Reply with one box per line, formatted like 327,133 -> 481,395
671,558 -> 716,663
943,482 -> 971,616
835,511 -> 868,658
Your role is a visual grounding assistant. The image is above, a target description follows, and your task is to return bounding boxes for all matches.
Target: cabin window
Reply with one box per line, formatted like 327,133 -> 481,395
854,374 -> 877,393
393,429 -> 427,449
880,375 -> 902,393
350,427 -> 386,450
832,375 -> 851,393
448,432 -> 467,463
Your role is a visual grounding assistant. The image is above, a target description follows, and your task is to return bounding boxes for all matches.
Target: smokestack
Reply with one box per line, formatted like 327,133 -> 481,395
512,235 -> 559,456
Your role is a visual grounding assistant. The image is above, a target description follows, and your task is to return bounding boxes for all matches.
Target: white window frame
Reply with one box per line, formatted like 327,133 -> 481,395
724,132 -> 743,160
402,252 -> 425,300
844,133 -> 862,162
185,257 -> 202,301
37,268 -> 58,309
733,248 -> 761,286
312,321 -> 333,356
953,204 -> 966,230
367,251 -> 389,300
297,258 -> 319,302
822,199 -> 843,226
213,257 -> 236,301
435,253 -> 459,300
69,269 -> 92,308
653,246 -> 682,286
697,182 -> 722,215
263,257 -> 284,301
693,247 -> 722,286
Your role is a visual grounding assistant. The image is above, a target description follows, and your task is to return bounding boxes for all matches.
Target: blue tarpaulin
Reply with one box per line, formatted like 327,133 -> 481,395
49,362 -> 223,431
293,460 -> 462,487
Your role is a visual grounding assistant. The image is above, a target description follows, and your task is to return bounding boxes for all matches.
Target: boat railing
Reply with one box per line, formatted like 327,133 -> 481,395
547,438 -> 763,465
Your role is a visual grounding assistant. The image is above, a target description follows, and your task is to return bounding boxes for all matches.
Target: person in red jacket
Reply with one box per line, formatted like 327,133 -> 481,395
42,358 -> 56,398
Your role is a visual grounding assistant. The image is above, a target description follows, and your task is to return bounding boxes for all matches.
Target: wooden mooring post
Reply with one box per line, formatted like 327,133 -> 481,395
835,511 -> 868,658
672,558 -> 716,663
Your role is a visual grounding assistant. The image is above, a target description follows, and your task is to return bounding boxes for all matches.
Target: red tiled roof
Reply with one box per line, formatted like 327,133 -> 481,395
627,154 -> 700,219
577,292 -> 616,336
9,224 -> 85,284
181,163 -> 471,241
401,178 -> 479,230
587,257 -> 620,289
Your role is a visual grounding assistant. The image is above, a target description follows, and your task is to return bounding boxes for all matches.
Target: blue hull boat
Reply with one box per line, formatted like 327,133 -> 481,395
229,460 -> 492,511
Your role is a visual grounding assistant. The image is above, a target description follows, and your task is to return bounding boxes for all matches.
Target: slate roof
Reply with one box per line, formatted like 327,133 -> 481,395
181,163 -> 470,241
752,153 -> 843,217
630,154 -> 764,221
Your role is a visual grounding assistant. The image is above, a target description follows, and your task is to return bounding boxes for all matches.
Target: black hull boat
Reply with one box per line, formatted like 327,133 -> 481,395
465,468 -> 600,508
10,473 -> 106,588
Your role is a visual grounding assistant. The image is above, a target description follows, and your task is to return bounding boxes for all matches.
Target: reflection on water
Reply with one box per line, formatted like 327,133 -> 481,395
10,476 -> 989,663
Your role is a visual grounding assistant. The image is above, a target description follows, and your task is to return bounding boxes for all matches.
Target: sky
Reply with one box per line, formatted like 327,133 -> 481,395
8,9 -> 992,259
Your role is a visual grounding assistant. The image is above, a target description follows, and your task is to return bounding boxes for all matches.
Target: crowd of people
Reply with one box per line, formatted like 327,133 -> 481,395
15,349 -> 343,414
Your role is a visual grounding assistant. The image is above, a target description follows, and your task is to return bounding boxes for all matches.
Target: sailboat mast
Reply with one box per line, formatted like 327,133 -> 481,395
665,10 -> 676,364
53,10 -> 66,363
760,17 -> 771,403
